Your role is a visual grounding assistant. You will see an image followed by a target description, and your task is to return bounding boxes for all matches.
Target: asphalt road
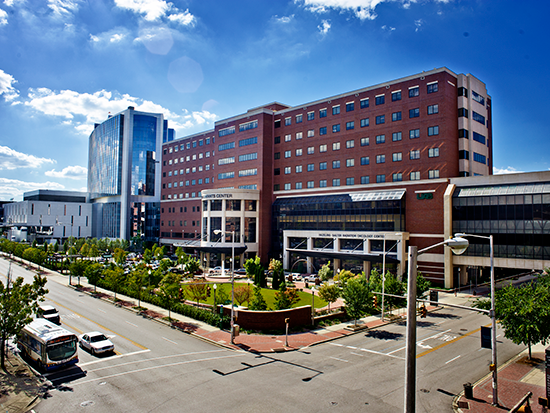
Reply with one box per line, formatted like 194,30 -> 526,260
1,258 -> 526,412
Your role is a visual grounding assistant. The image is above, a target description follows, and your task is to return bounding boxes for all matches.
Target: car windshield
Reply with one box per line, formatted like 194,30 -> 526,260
47,339 -> 77,361
90,334 -> 108,342
43,308 -> 57,315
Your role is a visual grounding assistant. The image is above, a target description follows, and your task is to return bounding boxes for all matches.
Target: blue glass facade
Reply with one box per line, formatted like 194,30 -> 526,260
132,115 -> 157,196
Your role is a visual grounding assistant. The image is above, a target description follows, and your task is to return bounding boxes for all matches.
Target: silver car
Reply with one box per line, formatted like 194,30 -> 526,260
79,332 -> 115,355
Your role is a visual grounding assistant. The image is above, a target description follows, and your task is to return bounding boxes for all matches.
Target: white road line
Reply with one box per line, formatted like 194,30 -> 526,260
162,336 -> 178,345
97,308 -> 106,313
350,352 -> 363,357
329,356 -> 349,363
445,355 -> 461,364
360,347 -> 405,360
387,346 -> 406,355
72,353 -> 246,386
125,321 -> 138,327
346,346 -> 357,349
331,343 -> 344,347
76,349 -> 152,367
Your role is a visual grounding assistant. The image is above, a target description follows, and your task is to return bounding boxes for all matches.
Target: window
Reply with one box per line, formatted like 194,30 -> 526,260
218,157 -> 235,165
360,137 -> 369,146
296,148 -> 303,156
459,150 -> 469,160
409,129 -> 420,139
428,148 -> 439,157
346,177 -> 355,185
392,111 -> 402,121
308,129 -> 315,137
474,152 -> 486,164
239,168 -> 258,177
360,156 -> 369,165
284,166 -> 291,174
473,132 -> 486,144
239,153 -> 258,162
392,132 -> 402,141
360,98 -> 369,108
346,102 -> 354,112
274,184 -> 280,191
427,82 -> 438,94
458,108 -> 468,118
332,178 -> 340,187
375,95 -> 385,105
284,150 -> 291,158
296,132 -> 303,140
472,111 -> 486,125
332,124 -> 340,133
376,174 -> 385,183
346,140 -> 354,149
239,120 -> 258,131
428,126 -> 439,136
410,150 -> 420,160
206,138 -> 210,145
392,152 -> 402,162
376,154 -> 385,164
472,90 -> 485,106
285,117 -> 291,126
428,169 -> 440,179
376,134 -> 385,144
346,121 -> 354,130
219,141 -> 235,151
307,163 -> 314,172
392,173 -> 402,182
320,179 -> 327,187
307,181 -> 314,188
296,114 -> 303,123
458,86 -> 468,97
376,115 -> 385,124
409,86 -> 419,97
285,134 -> 291,142
332,105 -> 340,115
307,111 -> 315,121
296,182 -> 302,189
219,126 -> 235,137
332,160 -> 341,169
296,165 -> 302,173
392,91 -> 401,101
319,108 -> 327,118
332,142 -> 340,151
319,126 -> 327,135
320,144 -> 327,152
346,158 -> 354,167
307,146 -> 314,154
218,172 -> 235,180
409,108 -> 420,118
284,183 -> 291,190
410,171 -> 420,180
319,161 -> 327,170
274,168 -> 280,175
360,118 -> 369,128
361,176 -> 370,184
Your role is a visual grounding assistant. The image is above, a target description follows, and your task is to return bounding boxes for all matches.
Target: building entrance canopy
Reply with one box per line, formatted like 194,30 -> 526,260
286,248 -> 399,263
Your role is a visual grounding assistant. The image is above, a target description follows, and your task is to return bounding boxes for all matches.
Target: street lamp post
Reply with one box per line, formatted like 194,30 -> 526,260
404,236 -> 469,413
214,229 -> 235,344
455,233 -> 497,406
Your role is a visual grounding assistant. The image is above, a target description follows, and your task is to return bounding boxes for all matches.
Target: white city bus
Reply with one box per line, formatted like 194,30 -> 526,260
18,318 -> 78,371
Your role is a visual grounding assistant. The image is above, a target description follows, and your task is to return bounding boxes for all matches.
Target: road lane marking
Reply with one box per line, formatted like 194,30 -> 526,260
48,299 -> 148,350
359,347 -> 405,360
79,349 -> 152,367
162,337 -> 178,345
445,355 -> 461,364
329,356 -> 349,363
346,346 -> 357,349
71,353 -> 246,386
125,321 -> 138,328
417,325 -> 486,358
97,308 -> 106,313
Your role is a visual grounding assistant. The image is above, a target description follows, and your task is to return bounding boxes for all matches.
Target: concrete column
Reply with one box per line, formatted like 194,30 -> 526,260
307,236 -> 313,273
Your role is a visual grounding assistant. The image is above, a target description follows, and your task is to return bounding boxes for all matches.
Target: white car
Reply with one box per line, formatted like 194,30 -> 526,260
79,332 -> 115,355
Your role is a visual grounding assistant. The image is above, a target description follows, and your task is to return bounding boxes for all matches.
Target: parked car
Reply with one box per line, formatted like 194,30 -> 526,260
37,304 -> 60,325
79,332 -> 115,355
209,266 -> 223,274
234,268 -> 247,275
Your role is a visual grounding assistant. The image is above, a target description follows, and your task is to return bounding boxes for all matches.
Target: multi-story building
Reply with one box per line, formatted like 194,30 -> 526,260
88,106 -> 171,242
160,67 -> 493,285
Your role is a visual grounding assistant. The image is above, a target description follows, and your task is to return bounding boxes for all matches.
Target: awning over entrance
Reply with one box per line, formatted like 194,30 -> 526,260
193,245 -> 248,256
286,248 -> 399,263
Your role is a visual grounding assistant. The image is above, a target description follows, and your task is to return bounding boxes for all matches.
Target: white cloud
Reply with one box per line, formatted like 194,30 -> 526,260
45,165 -> 87,180
493,166 -> 523,175
4,0 -> 15,7
0,69 -> 20,102
274,14 -> 295,24
167,9 -> 195,26
318,19 -> 331,35
414,19 -> 423,31
0,146 -> 55,170
89,28 -> 129,46
115,0 -> 195,26
48,0 -> 81,19
0,8 -> 7,25
382,25 -> 396,31
0,178 -> 65,201
295,0 -> 384,20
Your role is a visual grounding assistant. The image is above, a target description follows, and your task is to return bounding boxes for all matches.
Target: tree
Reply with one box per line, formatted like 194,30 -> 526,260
69,259 -> 90,286
334,269 -> 355,285
475,278 -> 550,359
234,284 -> 253,306
249,285 -> 268,311
318,283 -> 340,313
142,248 -> 153,265
113,248 -> 127,266
341,277 -> 372,326
84,263 -> 104,293
245,256 -> 265,287
104,267 -> 125,300
79,243 -> 90,257
185,280 -> 209,306
159,273 -> 181,320
274,282 -> 300,310
268,258 -> 283,290
369,270 -> 406,311
416,272 -> 431,299
0,272 -> 48,370
318,261 -> 333,282
175,247 -> 188,270
183,258 -> 201,278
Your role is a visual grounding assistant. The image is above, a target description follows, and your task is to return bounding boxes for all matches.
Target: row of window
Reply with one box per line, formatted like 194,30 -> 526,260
165,163 -> 212,177
274,169 -> 441,190
166,136 -> 214,154
166,151 -> 212,166
277,82 -> 439,127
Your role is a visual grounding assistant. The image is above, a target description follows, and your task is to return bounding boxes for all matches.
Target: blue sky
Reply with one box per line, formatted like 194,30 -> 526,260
0,0 -> 548,201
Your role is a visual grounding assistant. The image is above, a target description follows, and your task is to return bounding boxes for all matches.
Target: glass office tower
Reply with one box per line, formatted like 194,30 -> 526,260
88,107 -> 166,241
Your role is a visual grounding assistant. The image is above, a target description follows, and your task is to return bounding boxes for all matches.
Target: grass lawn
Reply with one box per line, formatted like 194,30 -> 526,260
197,282 -> 327,309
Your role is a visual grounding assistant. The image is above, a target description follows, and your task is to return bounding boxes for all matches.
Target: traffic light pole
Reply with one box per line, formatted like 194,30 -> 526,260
404,246 -> 417,413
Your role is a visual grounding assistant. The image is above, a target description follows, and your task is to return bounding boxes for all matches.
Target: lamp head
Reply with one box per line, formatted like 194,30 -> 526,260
213,229 -> 222,235
445,237 -> 469,255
